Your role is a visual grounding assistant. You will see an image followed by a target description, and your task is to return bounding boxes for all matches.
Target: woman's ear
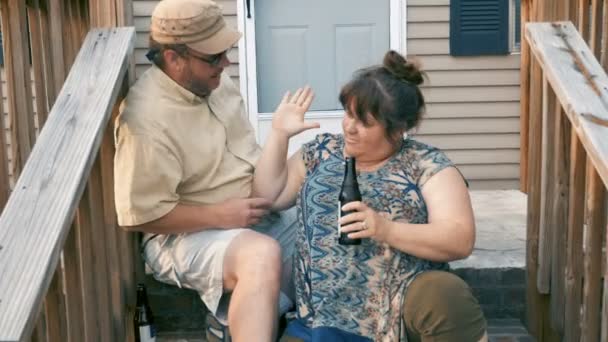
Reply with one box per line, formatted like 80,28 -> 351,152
392,129 -> 406,143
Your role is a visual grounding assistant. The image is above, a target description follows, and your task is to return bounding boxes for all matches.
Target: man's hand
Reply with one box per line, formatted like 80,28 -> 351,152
214,197 -> 272,228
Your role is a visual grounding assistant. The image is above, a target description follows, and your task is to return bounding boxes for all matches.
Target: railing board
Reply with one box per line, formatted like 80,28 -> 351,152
86,155 -> 113,341
549,108 -> 570,334
44,270 -> 67,342
62,0 -> 77,69
564,133 -> 586,342
579,0 -> 590,41
525,56 -> 544,337
603,194 -> 608,341
537,77 -> 557,294
0,43 -> 9,208
30,315 -> 46,342
0,27 -> 135,341
590,0 -> 603,58
581,163 -> 606,342
48,0 -> 66,93
100,107 -> 127,342
61,225 -> 85,342
526,22 -> 608,189
0,0 -> 36,178
74,196 -> 98,342
27,0 -> 49,130
602,0 -> 608,69
38,0 -> 58,120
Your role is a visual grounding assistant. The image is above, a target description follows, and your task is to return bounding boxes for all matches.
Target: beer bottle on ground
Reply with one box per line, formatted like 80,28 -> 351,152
338,157 -> 362,245
134,283 -> 156,342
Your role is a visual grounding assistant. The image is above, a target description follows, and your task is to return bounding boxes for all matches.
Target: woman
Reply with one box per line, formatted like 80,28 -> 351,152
253,50 -> 487,342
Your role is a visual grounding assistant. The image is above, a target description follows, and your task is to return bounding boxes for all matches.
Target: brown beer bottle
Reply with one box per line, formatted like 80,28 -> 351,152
134,283 -> 156,342
338,157 -> 362,245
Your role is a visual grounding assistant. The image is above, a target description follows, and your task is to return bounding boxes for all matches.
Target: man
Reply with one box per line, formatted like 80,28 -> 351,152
113,0 -> 305,340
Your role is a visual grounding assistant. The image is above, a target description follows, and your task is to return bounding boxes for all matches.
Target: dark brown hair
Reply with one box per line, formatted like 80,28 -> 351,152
147,37 -> 189,69
339,50 -> 426,143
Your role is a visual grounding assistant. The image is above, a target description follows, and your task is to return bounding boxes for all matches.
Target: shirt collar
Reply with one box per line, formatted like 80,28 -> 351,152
149,65 -> 205,105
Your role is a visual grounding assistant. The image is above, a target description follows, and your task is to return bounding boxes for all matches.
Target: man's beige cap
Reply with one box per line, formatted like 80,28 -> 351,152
150,0 -> 241,54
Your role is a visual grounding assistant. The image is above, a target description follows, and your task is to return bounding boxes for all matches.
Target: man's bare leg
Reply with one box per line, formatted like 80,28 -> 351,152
223,231 -> 282,342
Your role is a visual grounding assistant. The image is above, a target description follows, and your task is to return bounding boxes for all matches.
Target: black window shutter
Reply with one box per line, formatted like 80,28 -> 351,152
450,0 -> 509,56
515,0 -> 521,46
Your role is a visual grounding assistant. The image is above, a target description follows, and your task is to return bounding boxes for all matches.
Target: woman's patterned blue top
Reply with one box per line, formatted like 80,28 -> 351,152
293,133 -> 455,341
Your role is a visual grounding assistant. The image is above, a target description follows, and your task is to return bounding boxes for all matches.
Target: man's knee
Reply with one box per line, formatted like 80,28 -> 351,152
403,271 -> 486,342
224,231 -> 282,289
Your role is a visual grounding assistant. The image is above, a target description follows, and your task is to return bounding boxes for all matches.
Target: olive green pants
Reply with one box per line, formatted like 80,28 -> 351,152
280,271 -> 487,342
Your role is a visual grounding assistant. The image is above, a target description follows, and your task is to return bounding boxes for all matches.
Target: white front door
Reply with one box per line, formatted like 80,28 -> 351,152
238,0 -> 406,155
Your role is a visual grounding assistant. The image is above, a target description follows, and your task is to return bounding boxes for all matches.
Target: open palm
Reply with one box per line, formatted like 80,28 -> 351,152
272,87 -> 319,137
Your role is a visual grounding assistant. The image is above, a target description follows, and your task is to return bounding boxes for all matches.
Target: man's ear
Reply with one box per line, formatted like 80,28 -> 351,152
162,49 -> 183,71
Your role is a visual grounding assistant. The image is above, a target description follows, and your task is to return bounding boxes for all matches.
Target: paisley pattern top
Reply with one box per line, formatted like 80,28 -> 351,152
293,133 -> 456,341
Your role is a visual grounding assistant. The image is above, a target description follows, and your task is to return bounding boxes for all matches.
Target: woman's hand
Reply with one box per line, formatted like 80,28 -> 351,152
272,87 -> 319,138
339,201 -> 391,242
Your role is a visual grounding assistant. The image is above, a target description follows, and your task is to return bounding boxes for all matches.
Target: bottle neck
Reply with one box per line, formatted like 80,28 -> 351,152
136,287 -> 147,307
343,157 -> 358,185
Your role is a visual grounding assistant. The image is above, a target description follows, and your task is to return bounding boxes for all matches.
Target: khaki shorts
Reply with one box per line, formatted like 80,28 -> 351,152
142,208 -> 297,324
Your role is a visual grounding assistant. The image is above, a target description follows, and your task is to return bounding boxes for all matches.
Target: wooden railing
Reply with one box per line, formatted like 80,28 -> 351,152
0,27 -> 137,342
0,0 -> 138,341
524,21 -> 608,342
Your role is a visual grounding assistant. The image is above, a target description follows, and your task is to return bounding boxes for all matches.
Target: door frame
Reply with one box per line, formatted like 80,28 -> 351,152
236,0 -> 408,140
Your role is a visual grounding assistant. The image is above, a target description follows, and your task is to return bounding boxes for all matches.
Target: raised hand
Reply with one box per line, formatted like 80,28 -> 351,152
272,86 -> 319,138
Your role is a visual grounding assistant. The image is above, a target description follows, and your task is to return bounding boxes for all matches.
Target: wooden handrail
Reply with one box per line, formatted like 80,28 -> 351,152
526,22 -> 608,188
0,27 -> 135,341
525,21 -> 608,341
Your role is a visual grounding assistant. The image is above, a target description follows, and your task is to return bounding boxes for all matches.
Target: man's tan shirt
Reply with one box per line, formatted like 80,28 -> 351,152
114,66 -> 261,226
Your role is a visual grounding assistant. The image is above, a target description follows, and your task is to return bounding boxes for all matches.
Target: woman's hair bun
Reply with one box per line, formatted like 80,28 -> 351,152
382,50 -> 424,86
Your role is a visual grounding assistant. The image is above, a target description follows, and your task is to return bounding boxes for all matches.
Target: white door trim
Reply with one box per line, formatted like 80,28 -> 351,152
237,0 -> 407,141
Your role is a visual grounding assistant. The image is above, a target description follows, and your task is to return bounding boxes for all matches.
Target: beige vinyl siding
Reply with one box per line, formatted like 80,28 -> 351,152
408,0 -> 521,190
133,0 -> 240,87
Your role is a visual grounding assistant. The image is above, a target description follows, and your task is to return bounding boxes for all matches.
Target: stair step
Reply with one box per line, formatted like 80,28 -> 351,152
155,319 -> 535,341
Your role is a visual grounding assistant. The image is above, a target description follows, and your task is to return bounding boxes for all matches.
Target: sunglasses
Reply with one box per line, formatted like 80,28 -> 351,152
186,49 -> 228,67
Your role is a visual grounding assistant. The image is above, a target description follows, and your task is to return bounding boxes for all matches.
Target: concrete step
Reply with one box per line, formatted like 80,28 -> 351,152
452,190 -> 527,322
